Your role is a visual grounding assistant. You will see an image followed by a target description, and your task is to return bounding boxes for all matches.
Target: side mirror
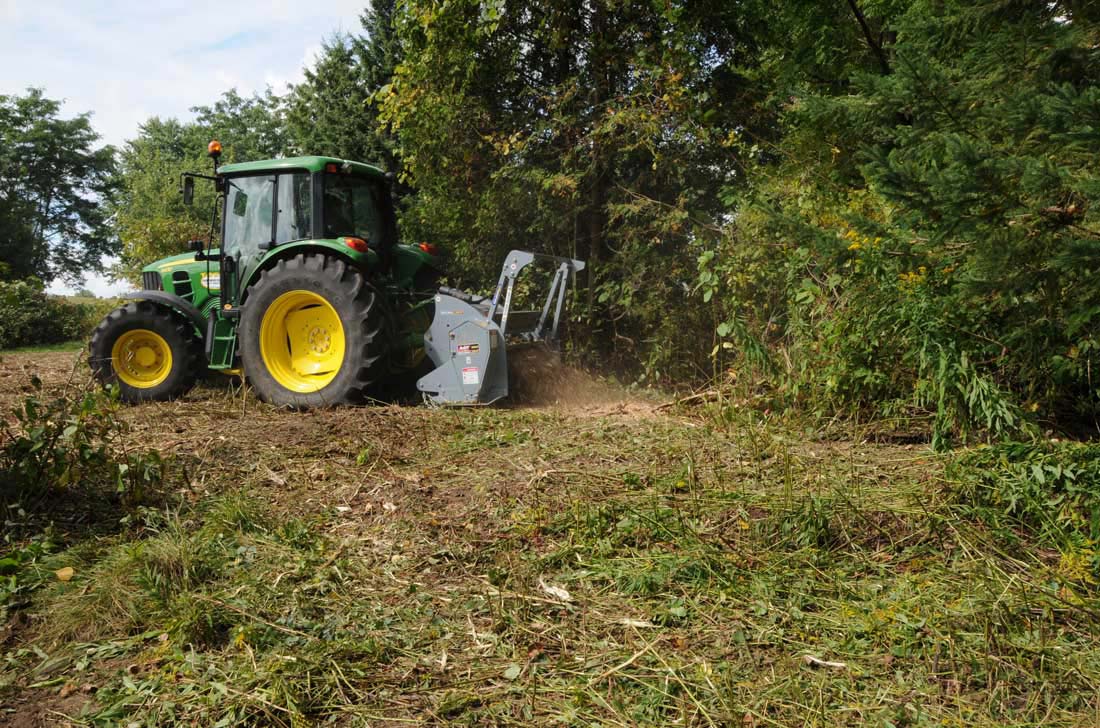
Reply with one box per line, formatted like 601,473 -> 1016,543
182,176 -> 194,206
189,239 -> 208,260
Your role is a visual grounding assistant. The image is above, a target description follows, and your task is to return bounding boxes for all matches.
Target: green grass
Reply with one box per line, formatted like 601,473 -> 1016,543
2,380 -> 1100,726
0,340 -> 84,354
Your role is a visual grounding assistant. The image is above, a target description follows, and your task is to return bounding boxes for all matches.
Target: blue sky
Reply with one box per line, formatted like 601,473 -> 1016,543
0,0 -> 366,295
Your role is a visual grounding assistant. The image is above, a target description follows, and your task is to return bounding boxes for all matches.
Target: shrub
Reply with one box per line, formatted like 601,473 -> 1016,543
0,380 -> 164,505
693,2 -> 1100,444
0,278 -> 108,349
950,441 -> 1100,576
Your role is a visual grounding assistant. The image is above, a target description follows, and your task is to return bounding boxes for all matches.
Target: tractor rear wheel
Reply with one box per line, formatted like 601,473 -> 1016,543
239,253 -> 386,408
89,301 -> 204,402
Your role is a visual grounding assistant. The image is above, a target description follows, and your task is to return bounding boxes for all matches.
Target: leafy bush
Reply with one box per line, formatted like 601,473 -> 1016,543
696,2 -> 1100,444
0,279 -> 108,349
0,534 -> 55,616
380,0 -> 1100,442
0,381 -> 164,504
1,381 -> 164,616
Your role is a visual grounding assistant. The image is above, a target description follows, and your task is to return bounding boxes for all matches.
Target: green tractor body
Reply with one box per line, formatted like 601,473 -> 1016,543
90,146 -> 583,407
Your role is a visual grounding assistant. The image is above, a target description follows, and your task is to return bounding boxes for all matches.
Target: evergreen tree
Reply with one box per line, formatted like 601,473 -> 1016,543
286,0 -> 401,173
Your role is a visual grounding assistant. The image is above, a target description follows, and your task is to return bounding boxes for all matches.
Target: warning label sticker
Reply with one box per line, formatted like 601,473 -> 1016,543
462,367 -> 479,385
457,343 -> 480,354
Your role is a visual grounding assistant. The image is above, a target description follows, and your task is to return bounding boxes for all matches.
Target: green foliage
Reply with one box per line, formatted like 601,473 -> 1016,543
382,0 -> 761,379
286,0 -> 402,175
700,0 -> 1100,439
0,88 -> 117,285
112,91 -> 290,278
192,89 -> 289,162
952,441 -> 1100,557
96,0 -> 1100,439
0,381 -> 163,503
27,496 -> 393,725
0,534 -> 54,616
5,379 -> 1100,724
0,279 -> 105,349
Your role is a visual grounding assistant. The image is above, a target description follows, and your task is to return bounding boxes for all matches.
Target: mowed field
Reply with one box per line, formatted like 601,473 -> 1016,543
1,350 -> 1099,727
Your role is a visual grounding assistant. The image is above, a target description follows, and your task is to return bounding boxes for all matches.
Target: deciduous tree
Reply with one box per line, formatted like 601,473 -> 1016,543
383,0 -> 766,376
0,89 -> 116,284
113,90 -> 290,277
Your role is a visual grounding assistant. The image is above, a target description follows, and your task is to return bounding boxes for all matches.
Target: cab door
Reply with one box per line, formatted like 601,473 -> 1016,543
221,174 -> 275,304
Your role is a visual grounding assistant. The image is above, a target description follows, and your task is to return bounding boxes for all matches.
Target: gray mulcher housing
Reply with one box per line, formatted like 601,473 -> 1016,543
417,250 -> 585,405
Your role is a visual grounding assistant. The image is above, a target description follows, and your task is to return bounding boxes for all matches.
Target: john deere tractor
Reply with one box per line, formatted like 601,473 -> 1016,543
89,141 -> 583,407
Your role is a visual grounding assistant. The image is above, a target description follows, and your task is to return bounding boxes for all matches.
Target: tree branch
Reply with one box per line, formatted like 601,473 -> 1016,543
845,0 -> 891,75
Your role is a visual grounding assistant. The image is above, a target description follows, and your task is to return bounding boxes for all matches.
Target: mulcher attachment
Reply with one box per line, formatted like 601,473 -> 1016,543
416,250 -> 585,405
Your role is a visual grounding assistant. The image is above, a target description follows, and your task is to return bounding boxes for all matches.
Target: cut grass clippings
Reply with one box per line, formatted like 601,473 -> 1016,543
1,351 -> 1099,726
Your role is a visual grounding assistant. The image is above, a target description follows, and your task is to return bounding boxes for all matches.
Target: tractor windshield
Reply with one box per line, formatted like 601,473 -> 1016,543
322,174 -> 395,249
224,173 -> 313,261
224,175 -> 274,262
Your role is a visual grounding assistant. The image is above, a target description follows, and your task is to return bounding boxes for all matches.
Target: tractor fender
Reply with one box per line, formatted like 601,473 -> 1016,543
122,291 -> 207,333
240,241 -> 376,302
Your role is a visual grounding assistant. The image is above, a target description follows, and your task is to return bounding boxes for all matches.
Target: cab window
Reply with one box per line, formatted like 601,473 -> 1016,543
276,173 -> 312,244
322,174 -> 391,247
224,175 -> 274,261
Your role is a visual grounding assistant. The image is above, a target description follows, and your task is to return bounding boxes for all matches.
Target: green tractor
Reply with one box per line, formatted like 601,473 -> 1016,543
89,141 -> 584,407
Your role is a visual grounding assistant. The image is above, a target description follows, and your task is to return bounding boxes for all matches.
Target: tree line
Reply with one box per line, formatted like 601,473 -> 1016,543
2,0 -> 1098,442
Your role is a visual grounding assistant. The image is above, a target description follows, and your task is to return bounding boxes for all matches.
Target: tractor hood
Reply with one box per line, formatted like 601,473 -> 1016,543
140,251 -> 221,314
142,250 -> 217,275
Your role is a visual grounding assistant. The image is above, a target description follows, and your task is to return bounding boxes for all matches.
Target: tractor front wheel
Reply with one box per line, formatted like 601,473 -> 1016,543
89,302 -> 204,402
239,253 -> 386,408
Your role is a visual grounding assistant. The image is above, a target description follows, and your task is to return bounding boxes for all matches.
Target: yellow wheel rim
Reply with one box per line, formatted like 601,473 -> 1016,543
111,329 -> 173,388
259,290 -> 346,393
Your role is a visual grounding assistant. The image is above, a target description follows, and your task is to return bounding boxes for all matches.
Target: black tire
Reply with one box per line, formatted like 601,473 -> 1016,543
239,253 -> 387,408
89,302 -> 204,403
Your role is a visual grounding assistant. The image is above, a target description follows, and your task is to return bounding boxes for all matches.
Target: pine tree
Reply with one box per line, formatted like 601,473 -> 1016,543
286,0 -> 401,173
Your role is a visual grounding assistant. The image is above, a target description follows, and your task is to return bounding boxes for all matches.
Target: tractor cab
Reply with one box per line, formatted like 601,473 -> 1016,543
210,155 -> 399,303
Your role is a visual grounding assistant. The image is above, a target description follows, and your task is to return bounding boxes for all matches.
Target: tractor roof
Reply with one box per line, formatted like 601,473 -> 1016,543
218,156 -> 388,179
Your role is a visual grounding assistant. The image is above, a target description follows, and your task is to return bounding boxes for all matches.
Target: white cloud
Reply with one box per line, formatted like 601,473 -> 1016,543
0,1 -> 364,148
301,43 -> 326,75
47,259 -> 134,298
